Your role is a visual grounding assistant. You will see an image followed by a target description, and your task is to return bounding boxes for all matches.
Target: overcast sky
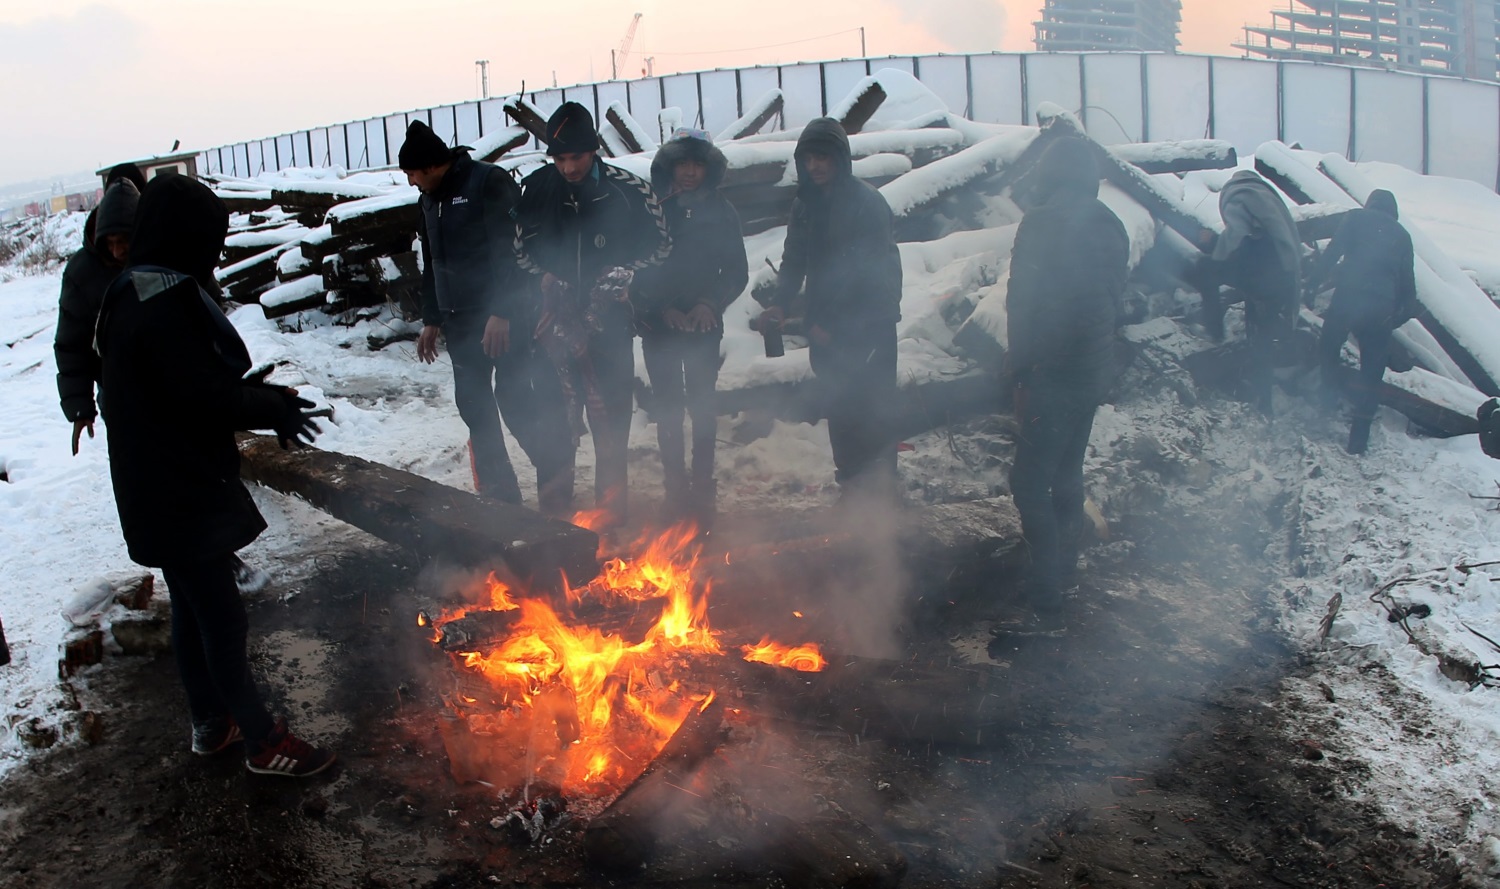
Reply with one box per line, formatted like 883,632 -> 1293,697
1,0 -> 1271,185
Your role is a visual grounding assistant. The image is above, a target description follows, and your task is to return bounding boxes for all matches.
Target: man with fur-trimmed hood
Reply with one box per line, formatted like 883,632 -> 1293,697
1004,136 -> 1130,631
1311,188 -> 1417,454
758,117 -> 903,502
515,101 -> 671,528
635,129 -> 748,530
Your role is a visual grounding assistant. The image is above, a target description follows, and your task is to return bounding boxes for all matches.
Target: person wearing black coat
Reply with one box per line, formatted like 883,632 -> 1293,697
635,130 -> 748,528
1311,189 -> 1418,454
54,177 -> 138,455
758,117 -> 903,501
402,120 -> 575,515
515,102 -> 671,527
1005,137 -> 1130,624
95,175 -> 334,776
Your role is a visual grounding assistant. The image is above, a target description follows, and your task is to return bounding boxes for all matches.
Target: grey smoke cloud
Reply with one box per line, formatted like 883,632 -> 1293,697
883,0 -> 1010,52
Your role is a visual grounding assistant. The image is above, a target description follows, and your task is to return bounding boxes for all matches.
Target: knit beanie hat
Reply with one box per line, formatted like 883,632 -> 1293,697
398,120 -> 453,170
545,102 -> 601,156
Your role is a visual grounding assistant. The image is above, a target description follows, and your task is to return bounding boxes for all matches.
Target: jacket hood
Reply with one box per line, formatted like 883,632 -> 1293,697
794,117 -> 853,186
1032,137 -> 1100,203
1366,189 -> 1399,219
94,180 -> 140,251
105,163 -> 148,192
650,135 -> 728,197
128,175 -> 228,293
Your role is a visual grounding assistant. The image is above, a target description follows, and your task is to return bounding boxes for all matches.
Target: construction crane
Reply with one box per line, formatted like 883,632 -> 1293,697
612,12 -> 642,80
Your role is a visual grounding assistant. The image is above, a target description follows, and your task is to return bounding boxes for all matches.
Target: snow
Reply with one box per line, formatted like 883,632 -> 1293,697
324,190 -> 418,227
719,89 -> 783,142
1110,139 -> 1234,167
827,69 -> 950,133
259,274 -> 324,310
878,130 -> 1037,218
224,224 -> 310,252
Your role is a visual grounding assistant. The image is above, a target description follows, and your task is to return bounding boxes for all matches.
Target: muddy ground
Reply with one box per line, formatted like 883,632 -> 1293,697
0,478 -> 1473,889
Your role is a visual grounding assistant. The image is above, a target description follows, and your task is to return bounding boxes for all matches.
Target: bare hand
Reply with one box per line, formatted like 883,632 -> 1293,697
482,316 -> 510,358
70,418 -> 94,456
686,304 -> 719,332
542,273 -> 566,296
808,324 -> 831,346
417,325 -> 442,364
758,306 -> 785,332
663,308 -> 690,331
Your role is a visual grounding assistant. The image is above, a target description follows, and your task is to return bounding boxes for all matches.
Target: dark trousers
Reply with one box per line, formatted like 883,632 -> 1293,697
161,553 -> 275,743
810,323 -> 899,494
642,330 -> 721,516
1201,262 -> 1296,413
578,331 -> 635,520
1319,311 -> 1392,452
446,312 -> 576,515
1010,380 -> 1098,599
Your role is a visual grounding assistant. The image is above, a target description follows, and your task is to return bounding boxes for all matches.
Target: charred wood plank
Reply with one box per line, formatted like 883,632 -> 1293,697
584,696 -> 727,873
236,434 -> 599,587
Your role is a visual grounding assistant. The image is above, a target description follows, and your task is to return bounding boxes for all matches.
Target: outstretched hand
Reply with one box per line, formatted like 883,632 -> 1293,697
70,418 -> 95,456
275,392 -> 322,450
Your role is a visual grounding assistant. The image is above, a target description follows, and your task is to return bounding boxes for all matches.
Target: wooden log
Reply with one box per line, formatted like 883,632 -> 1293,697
236,434 -> 599,588
268,180 -> 390,213
1253,141 -> 1357,208
321,254 -> 381,291
215,191 -> 275,214
223,223 -> 311,265
836,80 -> 887,136
325,193 -> 420,239
258,276 -> 327,319
880,131 -> 1041,221
584,696 -> 727,873
471,126 -> 531,164
216,242 -> 298,302
757,813 -> 907,889
1111,139 -> 1238,175
58,629 -> 105,679
504,98 -> 551,144
434,597 -> 666,653
720,90 -> 784,141
605,102 -> 655,154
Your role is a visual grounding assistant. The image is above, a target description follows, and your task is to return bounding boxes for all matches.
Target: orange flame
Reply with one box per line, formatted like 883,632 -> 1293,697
741,638 -> 827,672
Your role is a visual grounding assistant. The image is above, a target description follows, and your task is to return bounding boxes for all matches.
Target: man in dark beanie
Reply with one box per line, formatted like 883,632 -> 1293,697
95,175 -> 335,777
635,128 -> 748,530
55,177 -> 138,455
758,117 -> 903,504
402,119 -> 575,514
1310,188 -> 1418,454
516,101 -> 671,529
1002,136 -> 1129,632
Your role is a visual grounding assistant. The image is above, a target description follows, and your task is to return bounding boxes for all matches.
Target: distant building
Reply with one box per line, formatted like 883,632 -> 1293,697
95,149 -> 201,187
1034,0 -> 1183,52
1236,0 -> 1500,82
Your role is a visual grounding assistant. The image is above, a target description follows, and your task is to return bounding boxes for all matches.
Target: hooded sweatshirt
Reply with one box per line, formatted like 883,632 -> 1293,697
1213,171 -> 1302,300
54,179 -> 140,422
95,176 -> 281,566
771,118 -> 902,330
632,135 -> 749,326
1005,136 -> 1130,400
1315,188 -> 1418,327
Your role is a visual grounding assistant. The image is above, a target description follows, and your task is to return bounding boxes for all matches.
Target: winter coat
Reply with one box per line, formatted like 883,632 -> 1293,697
633,137 -> 749,330
416,153 -> 524,326
1315,189 -> 1417,329
514,155 -> 671,333
54,180 -> 139,423
772,118 -> 902,332
1005,137 -> 1130,401
1213,171 -> 1302,308
96,176 -> 294,567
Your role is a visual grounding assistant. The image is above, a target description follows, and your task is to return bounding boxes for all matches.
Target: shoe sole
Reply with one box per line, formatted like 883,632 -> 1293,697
245,753 -> 336,777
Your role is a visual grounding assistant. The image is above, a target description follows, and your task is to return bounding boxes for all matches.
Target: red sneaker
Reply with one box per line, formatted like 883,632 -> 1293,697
244,719 -> 335,777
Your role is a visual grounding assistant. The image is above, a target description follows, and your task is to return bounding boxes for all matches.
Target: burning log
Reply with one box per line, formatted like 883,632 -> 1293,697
584,695 -> 727,873
236,434 -> 599,587
720,89 -> 784,141
757,813 -> 908,889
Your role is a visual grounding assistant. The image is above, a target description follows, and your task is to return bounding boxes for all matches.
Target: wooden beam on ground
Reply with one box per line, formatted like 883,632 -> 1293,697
584,696 -> 727,873
721,90 -> 785,141
1112,139 -> 1238,175
836,81 -> 887,136
236,434 -> 600,587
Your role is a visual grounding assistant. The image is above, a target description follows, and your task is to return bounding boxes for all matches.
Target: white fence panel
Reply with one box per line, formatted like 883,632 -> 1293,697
1024,53 -> 1082,124
822,59 -> 869,114
1210,58 -> 1279,155
1282,63 -> 1352,155
1082,53 -> 1144,144
780,63 -> 824,126
915,55 -> 968,116
699,69 -> 740,135
1351,69 -> 1423,168
968,54 -> 1024,124
1144,54 -> 1211,142
1428,77 -> 1499,186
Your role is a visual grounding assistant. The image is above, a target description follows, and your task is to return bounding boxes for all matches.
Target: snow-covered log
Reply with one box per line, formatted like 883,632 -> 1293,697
469,126 -> 530,164
324,190 -> 419,238
276,247 -> 314,283
605,102 -> 657,154
217,241 -> 301,301
267,180 -> 391,213
222,223 -> 310,265
1253,142 -> 1358,208
719,90 -> 784,141
503,98 -> 549,144
1111,140 -> 1238,175
879,130 -> 1038,219
1314,154 -> 1500,395
833,79 -> 887,135
259,275 -> 327,318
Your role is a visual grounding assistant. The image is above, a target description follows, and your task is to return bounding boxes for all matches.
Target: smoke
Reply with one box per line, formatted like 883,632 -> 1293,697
882,0 -> 1009,52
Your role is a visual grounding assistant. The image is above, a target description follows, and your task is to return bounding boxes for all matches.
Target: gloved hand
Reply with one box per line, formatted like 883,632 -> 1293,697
272,391 -> 321,450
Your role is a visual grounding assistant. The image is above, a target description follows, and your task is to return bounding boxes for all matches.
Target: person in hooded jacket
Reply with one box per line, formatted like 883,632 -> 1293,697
1193,170 -> 1302,414
401,120 -> 575,515
757,117 -> 903,501
1004,137 -> 1130,627
634,129 -> 748,529
95,175 -> 335,777
1311,189 -> 1418,455
515,102 -> 671,527
55,176 -> 138,455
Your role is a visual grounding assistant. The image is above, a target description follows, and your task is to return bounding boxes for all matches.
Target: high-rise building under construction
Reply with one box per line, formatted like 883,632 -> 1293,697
1033,0 -> 1183,52
1236,0 -> 1500,81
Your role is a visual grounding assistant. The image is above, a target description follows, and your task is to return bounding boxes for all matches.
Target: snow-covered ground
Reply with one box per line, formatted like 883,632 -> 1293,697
4,146 -> 1500,879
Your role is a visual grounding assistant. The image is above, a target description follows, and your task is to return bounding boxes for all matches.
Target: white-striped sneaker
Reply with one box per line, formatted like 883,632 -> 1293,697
244,719 -> 335,777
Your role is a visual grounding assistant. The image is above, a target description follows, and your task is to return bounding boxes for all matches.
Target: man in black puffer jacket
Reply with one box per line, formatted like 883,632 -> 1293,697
403,120 -> 575,515
635,129 -> 748,529
758,117 -> 903,502
1311,188 -> 1418,455
54,171 -> 142,455
1005,137 -> 1130,627
516,102 -> 671,527
96,175 -> 334,777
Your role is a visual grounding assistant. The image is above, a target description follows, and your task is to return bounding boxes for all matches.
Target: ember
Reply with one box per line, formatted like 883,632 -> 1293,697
425,521 -> 823,794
